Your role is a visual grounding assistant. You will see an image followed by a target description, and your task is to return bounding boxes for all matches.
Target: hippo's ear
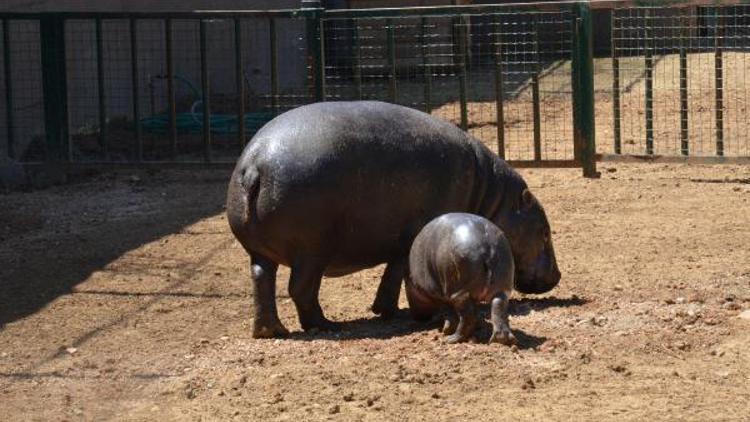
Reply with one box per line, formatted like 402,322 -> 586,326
521,189 -> 535,210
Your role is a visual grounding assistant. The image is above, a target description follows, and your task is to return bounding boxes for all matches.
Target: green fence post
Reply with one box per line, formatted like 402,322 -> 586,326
532,14 -> 542,162
353,21 -> 363,100
96,19 -> 107,159
302,0 -> 325,102
269,17 -> 279,114
456,15 -> 469,131
386,18 -> 397,103
679,10 -> 689,156
234,18 -> 246,147
644,8 -> 654,155
611,10 -> 621,155
3,19 -> 15,160
200,19 -> 211,163
40,15 -> 70,163
572,1 -> 599,178
420,17 -> 432,113
493,14 -> 505,159
130,18 -> 142,162
715,7 -> 724,157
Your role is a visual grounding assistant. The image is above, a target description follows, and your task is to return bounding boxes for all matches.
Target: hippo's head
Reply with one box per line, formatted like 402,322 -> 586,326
502,189 -> 561,294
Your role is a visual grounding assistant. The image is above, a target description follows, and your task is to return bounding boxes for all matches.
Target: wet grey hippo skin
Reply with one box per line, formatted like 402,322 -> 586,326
406,213 -> 516,345
226,101 -> 561,338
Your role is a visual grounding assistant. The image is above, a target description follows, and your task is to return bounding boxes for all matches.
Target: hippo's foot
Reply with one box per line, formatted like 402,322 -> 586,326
442,316 -> 458,335
372,259 -> 406,319
489,329 -> 517,346
300,315 -> 340,333
370,300 -> 398,319
444,332 -> 472,344
252,319 -> 290,339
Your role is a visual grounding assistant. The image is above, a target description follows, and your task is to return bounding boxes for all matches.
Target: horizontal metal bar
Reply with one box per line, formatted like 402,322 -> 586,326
17,159 -> 587,171
20,161 -> 239,170
325,3 -> 573,19
0,0 -> 745,21
599,154 -> 750,165
589,0 -> 750,10
20,155 -> 750,171
505,160 -> 581,169
0,10 -> 300,20
324,0 -> 750,18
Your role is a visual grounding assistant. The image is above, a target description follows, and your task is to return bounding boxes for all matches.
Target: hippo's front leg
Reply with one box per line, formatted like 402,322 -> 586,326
250,254 -> 289,338
371,258 -> 406,318
488,291 -> 516,345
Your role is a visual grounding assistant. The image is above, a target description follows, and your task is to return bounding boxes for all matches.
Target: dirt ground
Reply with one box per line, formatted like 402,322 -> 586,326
1,163 -> 749,421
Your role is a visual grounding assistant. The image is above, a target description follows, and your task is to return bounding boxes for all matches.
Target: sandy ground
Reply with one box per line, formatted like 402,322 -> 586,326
1,163 -> 750,421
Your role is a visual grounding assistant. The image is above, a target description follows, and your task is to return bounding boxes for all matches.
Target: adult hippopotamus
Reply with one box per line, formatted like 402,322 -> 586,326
226,101 -> 560,338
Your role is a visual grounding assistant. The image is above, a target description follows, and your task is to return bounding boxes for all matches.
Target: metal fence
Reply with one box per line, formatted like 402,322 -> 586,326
605,3 -> 750,158
1,1 -> 749,185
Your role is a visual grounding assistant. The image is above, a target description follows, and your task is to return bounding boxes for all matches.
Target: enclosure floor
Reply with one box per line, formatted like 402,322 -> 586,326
1,164 -> 749,421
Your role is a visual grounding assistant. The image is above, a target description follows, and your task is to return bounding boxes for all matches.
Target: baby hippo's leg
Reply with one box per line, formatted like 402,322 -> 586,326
445,292 -> 478,344
405,284 -> 440,322
488,292 -> 516,345
442,314 -> 458,335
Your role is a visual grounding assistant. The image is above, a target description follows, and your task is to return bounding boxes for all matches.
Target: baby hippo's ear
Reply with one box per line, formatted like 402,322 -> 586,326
522,189 -> 535,210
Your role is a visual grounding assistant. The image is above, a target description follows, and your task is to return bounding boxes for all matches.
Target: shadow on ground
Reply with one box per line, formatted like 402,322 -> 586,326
0,170 -> 230,327
288,295 -> 585,348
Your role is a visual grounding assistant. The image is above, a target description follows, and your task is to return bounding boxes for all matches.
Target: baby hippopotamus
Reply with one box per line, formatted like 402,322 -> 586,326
406,213 -> 516,345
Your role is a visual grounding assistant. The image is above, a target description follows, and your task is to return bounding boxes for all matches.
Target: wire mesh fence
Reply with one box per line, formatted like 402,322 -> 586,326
322,9 -> 576,161
1,1 -> 749,171
603,3 -> 750,157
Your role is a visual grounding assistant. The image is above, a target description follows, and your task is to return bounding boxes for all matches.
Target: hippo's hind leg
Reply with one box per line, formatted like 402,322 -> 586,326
405,282 -> 440,322
371,258 -> 406,318
488,291 -> 517,345
288,261 -> 339,332
250,254 -> 289,338
442,314 -> 458,335
445,292 -> 478,344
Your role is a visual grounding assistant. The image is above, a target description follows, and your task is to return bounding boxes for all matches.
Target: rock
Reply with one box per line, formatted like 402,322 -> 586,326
343,392 -> 355,402
609,364 -> 631,376
675,297 -> 686,304
521,377 -> 535,390
673,341 -> 690,351
723,302 -> 741,311
710,349 -> 725,357
329,405 -> 340,415
65,347 -> 77,355
738,310 -> 750,320
590,316 -> 607,327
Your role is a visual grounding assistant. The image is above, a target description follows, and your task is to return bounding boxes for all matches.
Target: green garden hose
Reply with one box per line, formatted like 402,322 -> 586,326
140,74 -> 275,136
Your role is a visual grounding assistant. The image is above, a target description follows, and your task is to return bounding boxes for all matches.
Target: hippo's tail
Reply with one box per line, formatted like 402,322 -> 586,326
226,165 -> 261,236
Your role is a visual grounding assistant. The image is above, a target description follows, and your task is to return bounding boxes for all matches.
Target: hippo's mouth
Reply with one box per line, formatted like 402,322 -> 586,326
514,268 -> 560,295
